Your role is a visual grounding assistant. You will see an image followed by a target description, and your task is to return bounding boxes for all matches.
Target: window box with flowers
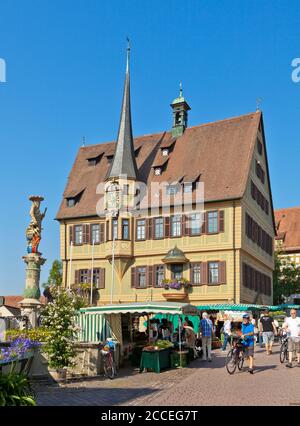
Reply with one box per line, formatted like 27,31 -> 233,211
159,278 -> 191,301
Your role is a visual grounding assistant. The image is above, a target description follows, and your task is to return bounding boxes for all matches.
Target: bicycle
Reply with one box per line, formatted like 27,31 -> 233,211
279,335 -> 288,364
99,339 -> 117,379
225,336 -> 245,375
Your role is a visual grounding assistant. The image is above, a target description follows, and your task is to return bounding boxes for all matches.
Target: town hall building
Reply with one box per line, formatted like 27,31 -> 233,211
56,47 -> 275,306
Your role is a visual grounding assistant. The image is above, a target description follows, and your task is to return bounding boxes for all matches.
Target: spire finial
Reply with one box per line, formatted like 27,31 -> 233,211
179,82 -> 183,97
126,37 -> 130,74
256,97 -> 262,111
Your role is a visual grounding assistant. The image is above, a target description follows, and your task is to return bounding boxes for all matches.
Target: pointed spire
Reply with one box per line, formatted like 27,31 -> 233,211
107,39 -> 138,181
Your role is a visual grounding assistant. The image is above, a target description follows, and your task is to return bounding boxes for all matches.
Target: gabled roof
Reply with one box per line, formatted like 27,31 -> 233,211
275,207 -> 300,252
56,111 -> 262,220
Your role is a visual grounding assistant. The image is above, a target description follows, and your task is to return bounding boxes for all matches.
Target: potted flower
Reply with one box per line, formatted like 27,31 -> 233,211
160,279 -> 191,301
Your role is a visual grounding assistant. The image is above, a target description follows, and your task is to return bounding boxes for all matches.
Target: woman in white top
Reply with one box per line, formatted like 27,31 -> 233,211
221,314 -> 232,351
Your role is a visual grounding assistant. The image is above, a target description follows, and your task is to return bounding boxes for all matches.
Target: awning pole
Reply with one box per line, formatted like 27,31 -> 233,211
178,315 -> 182,367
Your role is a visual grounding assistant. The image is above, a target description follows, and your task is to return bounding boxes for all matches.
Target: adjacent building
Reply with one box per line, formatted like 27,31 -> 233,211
275,206 -> 300,266
56,48 -> 275,306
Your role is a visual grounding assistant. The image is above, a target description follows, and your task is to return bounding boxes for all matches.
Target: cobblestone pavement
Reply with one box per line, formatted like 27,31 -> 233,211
35,344 -> 300,406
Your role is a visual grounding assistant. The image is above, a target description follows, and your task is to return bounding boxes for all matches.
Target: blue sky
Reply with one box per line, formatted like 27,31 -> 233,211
0,0 -> 300,295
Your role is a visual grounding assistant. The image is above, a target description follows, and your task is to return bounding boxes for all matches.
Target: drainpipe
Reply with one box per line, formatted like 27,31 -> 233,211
233,200 -> 237,303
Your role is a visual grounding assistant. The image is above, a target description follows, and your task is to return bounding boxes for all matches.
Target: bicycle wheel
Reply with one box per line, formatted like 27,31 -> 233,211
237,354 -> 244,371
104,355 -> 115,379
226,349 -> 237,375
279,343 -> 287,363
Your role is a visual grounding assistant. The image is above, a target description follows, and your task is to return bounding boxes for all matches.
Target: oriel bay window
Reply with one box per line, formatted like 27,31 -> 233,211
171,215 -> 182,237
171,264 -> 183,280
122,219 -> 129,240
136,219 -> 146,240
112,219 -> 118,239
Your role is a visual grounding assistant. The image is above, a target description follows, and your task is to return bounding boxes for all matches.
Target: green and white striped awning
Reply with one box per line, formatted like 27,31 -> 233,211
197,304 -> 278,312
80,302 -> 199,316
76,313 -> 111,343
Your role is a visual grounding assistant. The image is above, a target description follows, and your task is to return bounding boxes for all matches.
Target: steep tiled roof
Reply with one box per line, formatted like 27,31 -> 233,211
56,111 -> 262,220
275,207 -> 300,252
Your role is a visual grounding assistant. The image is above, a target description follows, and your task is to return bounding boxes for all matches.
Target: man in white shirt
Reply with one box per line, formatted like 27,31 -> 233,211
283,309 -> 300,368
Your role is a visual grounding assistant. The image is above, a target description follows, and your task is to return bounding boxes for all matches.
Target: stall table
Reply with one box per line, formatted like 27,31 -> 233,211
140,348 -> 170,373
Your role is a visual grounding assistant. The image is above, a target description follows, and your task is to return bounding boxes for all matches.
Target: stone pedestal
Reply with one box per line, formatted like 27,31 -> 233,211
20,253 -> 46,328
19,298 -> 42,328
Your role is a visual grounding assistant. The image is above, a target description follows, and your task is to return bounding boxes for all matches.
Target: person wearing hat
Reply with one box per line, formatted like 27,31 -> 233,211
241,314 -> 255,374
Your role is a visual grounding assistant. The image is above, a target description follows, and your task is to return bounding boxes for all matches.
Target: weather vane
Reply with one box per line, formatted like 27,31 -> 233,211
256,97 -> 262,111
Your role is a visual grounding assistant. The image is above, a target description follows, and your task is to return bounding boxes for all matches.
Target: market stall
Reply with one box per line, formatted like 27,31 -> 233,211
79,302 -> 200,371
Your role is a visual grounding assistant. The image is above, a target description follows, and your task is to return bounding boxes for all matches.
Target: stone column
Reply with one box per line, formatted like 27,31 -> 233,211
20,254 -> 46,328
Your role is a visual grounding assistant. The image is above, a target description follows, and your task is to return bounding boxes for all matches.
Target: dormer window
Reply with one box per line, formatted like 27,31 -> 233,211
166,185 -> 179,196
107,155 -> 114,164
154,167 -> 162,176
162,149 -> 169,157
67,198 -> 76,207
183,183 -> 193,193
87,154 -> 102,167
66,189 -> 85,208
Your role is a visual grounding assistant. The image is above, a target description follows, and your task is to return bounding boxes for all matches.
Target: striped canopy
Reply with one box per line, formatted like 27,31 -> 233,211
80,301 -> 199,316
197,304 -> 278,312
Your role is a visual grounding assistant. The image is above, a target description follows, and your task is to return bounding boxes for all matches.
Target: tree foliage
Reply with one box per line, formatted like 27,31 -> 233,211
273,250 -> 300,305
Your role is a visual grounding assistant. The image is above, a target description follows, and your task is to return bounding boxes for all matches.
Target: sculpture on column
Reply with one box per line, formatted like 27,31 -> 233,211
20,196 -> 47,328
26,196 -> 47,254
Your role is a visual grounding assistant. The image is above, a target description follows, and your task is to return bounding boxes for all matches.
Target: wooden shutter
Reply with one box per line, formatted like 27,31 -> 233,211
100,223 -> 105,243
147,266 -> 154,287
131,267 -> 136,288
74,270 -> 80,285
147,219 -> 153,240
83,224 -> 90,245
243,263 -> 247,288
69,225 -> 74,244
99,268 -> 105,289
219,261 -> 226,284
219,211 -> 224,233
201,262 -> 208,284
182,215 -> 190,236
106,221 -> 109,241
165,217 -> 170,238
190,263 -> 194,285
135,220 -> 138,241
201,212 -> 207,234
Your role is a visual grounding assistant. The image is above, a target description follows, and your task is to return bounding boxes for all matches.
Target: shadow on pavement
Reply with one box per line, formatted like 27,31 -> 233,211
37,386 -> 159,406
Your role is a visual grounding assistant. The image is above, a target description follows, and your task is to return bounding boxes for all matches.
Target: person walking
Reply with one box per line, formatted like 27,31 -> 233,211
259,309 -> 277,355
183,323 -> 198,358
241,314 -> 255,374
199,312 -> 213,362
221,314 -> 232,351
283,309 -> 300,368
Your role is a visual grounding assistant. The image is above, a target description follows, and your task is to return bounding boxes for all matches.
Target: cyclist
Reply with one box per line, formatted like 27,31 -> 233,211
241,314 -> 255,374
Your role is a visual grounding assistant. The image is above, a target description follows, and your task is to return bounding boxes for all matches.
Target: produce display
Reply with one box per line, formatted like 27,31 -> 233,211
155,340 -> 174,349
